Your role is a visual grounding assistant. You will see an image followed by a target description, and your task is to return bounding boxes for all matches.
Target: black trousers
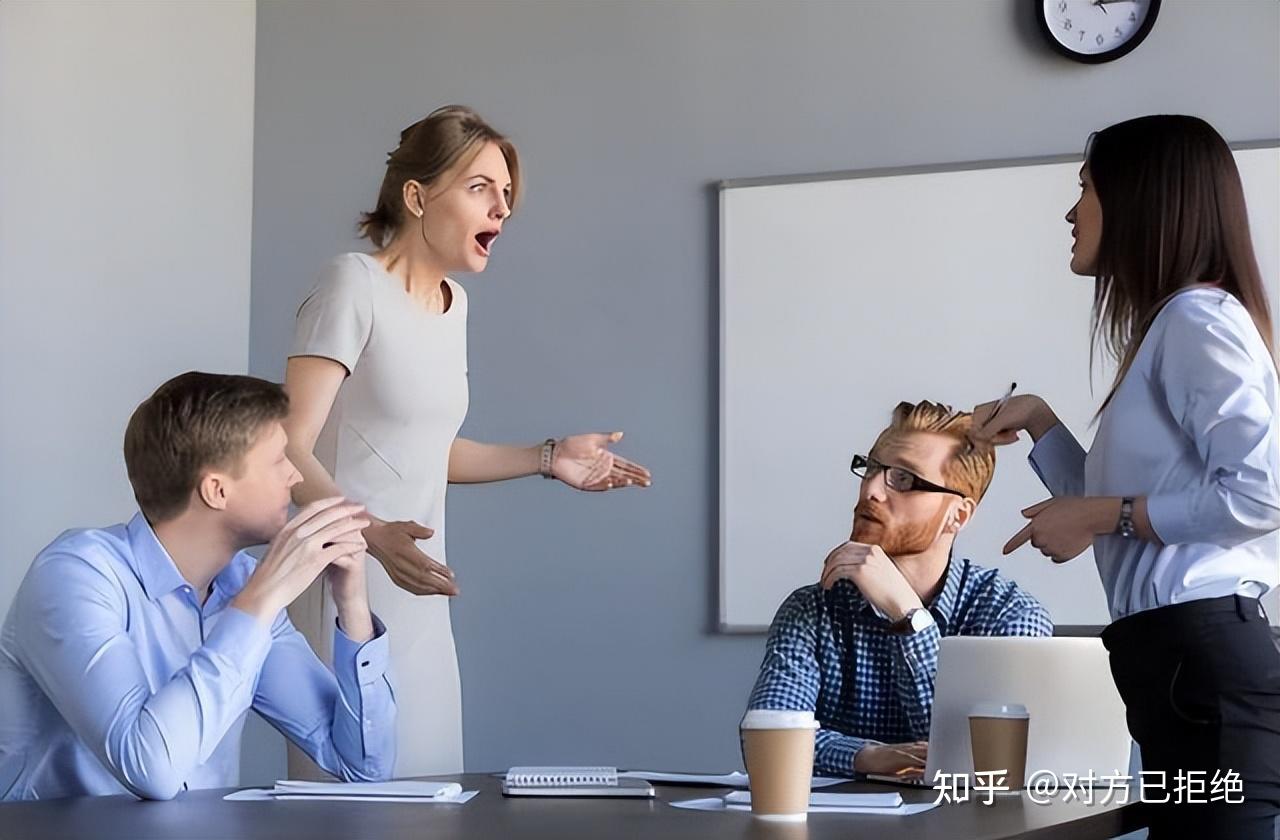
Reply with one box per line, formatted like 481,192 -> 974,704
1102,595 -> 1280,840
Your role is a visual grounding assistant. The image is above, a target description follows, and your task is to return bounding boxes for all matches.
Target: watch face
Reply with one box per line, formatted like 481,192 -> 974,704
1040,0 -> 1159,62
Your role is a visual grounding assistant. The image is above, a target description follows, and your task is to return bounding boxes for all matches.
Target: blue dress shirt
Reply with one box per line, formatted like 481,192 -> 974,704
0,513 -> 396,800
746,557 -> 1052,776
1029,288 -> 1279,620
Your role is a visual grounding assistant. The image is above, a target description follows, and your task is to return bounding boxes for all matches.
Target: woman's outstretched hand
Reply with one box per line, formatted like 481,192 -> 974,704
551,432 -> 652,491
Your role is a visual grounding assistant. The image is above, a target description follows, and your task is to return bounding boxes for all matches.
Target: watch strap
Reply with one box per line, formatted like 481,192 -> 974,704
539,438 -> 556,479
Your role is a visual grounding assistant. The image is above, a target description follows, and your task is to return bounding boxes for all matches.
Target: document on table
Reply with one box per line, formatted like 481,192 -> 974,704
225,779 -> 477,804
618,770 -> 848,789
726,790 -> 901,808
670,791 -> 939,816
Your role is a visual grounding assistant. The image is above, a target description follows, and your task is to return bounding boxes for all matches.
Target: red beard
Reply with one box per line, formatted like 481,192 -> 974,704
852,501 -> 949,556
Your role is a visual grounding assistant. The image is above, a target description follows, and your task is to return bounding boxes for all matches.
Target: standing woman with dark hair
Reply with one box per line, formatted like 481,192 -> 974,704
282,106 -> 651,777
971,115 -> 1279,839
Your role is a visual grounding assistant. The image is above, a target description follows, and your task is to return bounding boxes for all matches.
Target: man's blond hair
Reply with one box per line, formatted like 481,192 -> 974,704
870,400 -> 996,501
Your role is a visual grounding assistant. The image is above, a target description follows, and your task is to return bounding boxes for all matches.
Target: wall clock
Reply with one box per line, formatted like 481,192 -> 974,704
1037,0 -> 1161,64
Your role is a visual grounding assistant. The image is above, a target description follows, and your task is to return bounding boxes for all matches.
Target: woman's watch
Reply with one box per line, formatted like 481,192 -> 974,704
1116,497 -> 1137,539
539,438 -> 557,479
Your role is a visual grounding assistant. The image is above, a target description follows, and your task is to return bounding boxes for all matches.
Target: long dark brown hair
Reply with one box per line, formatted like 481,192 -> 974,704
1086,115 -> 1275,413
358,105 -> 521,248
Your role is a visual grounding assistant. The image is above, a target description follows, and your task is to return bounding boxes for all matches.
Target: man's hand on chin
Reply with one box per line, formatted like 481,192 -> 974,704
820,541 -> 923,621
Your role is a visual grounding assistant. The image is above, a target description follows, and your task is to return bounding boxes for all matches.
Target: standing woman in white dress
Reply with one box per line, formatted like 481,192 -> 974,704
282,105 -> 651,777
971,115 -> 1279,840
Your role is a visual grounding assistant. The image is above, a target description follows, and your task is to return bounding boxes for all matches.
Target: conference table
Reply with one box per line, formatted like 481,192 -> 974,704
0,773 -> 1143,839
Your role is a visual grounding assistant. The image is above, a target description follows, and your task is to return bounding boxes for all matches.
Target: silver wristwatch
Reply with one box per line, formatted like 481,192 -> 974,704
1116,497 -> 1136,539
889,607 -> 935,635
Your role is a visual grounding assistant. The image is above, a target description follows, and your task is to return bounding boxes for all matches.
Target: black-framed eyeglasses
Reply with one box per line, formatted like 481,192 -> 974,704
850,454 -> 966,497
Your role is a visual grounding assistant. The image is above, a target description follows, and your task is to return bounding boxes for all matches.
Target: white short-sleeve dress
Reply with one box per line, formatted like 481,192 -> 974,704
287,252 -> 469,776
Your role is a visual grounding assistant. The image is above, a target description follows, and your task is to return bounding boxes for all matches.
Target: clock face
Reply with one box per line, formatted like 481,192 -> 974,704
1040,0 -> 1159,62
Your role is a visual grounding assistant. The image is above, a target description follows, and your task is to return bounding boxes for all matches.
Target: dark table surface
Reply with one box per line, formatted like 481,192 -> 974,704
0,773 -> 1143,840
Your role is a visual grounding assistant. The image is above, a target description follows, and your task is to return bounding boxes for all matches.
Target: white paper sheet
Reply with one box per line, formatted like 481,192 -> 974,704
225,790 -> 478,804
619,771 -> 750,786
807,777 -> 851,789
619,770 -> 848,789
224,780 -> 476,804
669,796 -> 939,816
669,797 -> 730,811
726,801 -> 940,816
272,780 -> 463,798
725,790 -> 902,808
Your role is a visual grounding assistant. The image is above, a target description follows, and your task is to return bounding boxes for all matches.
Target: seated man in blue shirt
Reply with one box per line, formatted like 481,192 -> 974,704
746,400 -> 1052,780
0,372 -> 396,800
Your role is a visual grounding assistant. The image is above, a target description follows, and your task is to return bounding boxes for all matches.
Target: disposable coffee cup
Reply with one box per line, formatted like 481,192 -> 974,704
968,702 -> 1030,791
740,709 -> 818,822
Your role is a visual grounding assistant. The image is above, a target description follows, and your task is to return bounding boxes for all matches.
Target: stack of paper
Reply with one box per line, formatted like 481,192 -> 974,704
224,779 -> 477,804
726,791 -> 903,813
619,770 -> 848,789
671,791 -> 939,816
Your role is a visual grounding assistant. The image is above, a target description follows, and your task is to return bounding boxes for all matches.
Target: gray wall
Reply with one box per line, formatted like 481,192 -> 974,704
0,0 -> 255,637
1,0 -> 262,784
249,0 -> 1280,775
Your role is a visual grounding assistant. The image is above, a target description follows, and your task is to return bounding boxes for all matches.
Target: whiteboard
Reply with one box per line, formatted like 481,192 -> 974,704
719,144 -> 1280,631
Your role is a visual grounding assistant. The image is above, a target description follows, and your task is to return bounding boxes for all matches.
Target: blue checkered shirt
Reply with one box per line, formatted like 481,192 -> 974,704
746,557 -> 1052,777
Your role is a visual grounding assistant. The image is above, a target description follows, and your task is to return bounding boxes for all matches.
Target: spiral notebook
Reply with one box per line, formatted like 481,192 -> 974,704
501,766 -> 655,798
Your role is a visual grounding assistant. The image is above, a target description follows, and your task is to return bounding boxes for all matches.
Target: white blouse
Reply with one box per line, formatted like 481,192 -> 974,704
1029,287 -> 1280,621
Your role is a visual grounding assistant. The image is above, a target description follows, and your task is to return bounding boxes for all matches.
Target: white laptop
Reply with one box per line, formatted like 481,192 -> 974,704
921,636 -> 1132,787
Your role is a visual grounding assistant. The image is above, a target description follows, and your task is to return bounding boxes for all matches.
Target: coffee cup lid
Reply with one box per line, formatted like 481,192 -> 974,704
740,709 -> 819,730
969,702 -> 1029,719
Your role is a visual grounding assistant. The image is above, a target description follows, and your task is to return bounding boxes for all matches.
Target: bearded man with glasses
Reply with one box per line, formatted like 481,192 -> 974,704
745,401 -> 1052,780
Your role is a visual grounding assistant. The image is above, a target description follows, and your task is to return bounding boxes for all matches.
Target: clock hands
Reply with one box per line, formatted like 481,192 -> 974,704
1094,0 -> 1136,15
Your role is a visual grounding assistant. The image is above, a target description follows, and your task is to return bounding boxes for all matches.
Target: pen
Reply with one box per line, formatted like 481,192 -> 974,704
987,381 -> 1017,424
